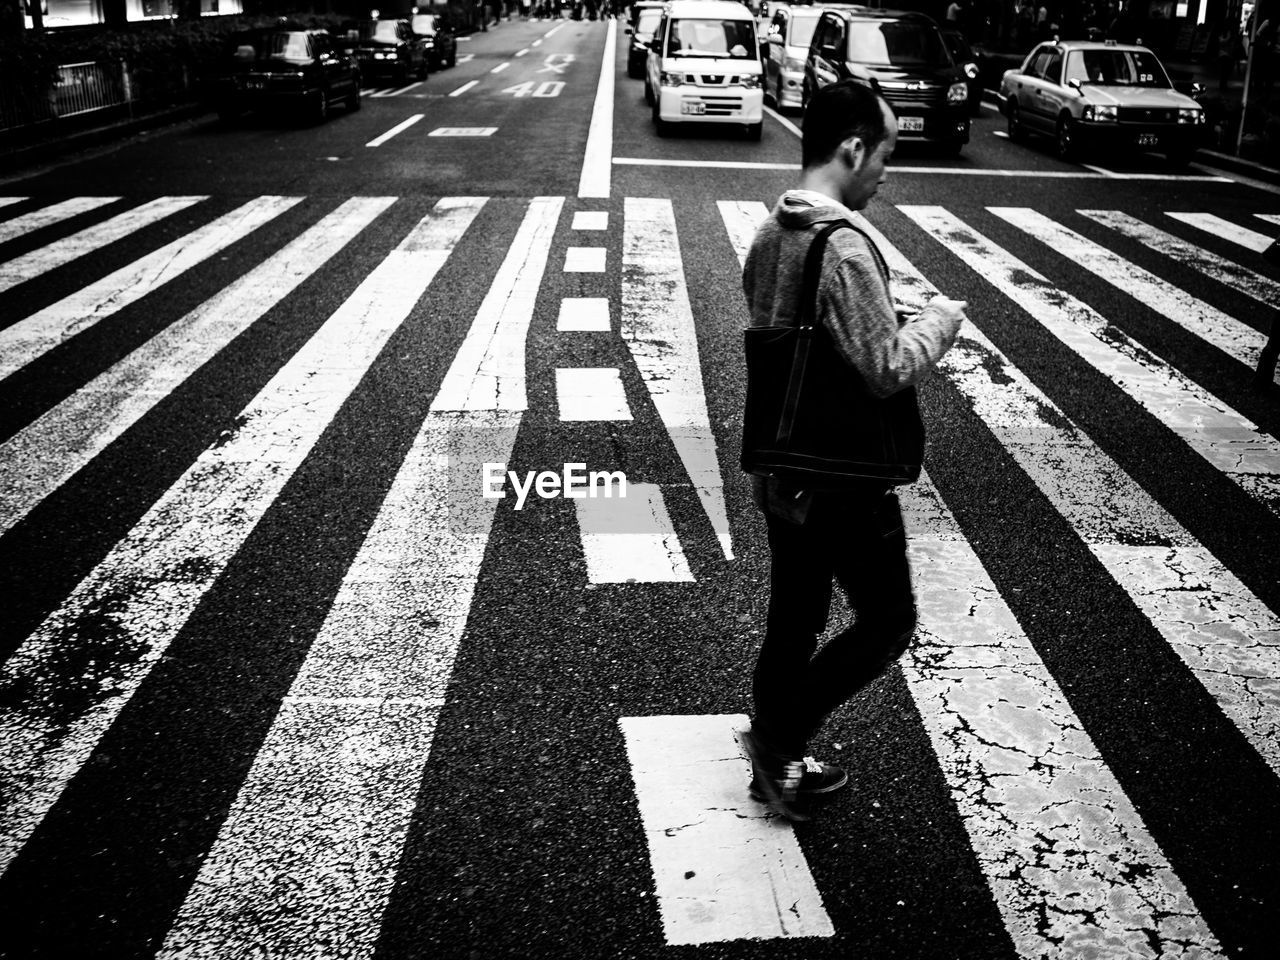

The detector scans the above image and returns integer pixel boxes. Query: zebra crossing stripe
[0,196,303,383]
[0,196,117,246]
[622,197,733,561]
[0,196,475,880]
[564,246,606,271]
[0,196,206,294]
[854,214,1280,778]
[618,714,832,945]
[898,205,1280,519]
[1256,213,1280,228]
[0,197,395,539]
[576,483,693,583]
[1166,212,1273,253]
[556,367,631,420]
[989,207,1272,378]
[1078,209,1280,320]
[556,297,610,331]
[157,202,524,960]
[900,475,1224,960]
[571,211,608,231]
[433,197,563,411]
[0,197,27,213]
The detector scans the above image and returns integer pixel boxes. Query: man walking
[738,80,967,822]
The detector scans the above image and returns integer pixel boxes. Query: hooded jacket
[742,189,963,518]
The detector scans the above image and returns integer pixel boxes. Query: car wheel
[396,64,409,86]
[1166,146,1194,168]
[313,89,330,124]
[745,121,762,141]
[1007,102,1024,141]
[447,49,456,68]
[418,59,429,80]
[939,139,964,158]
[777,77,787,111]
[800,78,810,110]
[652,97,670,137]
[644,78,654,106]
[347,80,361,112]
[1055,115,1078,160]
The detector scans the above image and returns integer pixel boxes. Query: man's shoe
[738,727,811,823]
[749,756,848,803]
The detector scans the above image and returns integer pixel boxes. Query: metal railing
[52,61,129,118]
[1,58,190,134]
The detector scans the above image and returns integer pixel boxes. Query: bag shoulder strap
[800,219,891,330]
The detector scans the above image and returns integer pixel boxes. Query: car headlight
[1178,107,1204,124]
[783,56,806,73]
[964,62,979,79]
[947,81,968,105]
[735,74,761,88]
[375,51,391,59]
[659,71,690,86]
[1082,104,1118,122]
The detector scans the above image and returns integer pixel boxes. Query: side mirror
[1067,77,1081,91]
[625,27,633,34]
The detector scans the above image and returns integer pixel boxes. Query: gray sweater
[742,190,962,517]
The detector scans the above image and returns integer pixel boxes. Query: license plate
[246,79,265,91]
[681,101,706,115]
[899,116,924,132]
[1137,132,1159,147]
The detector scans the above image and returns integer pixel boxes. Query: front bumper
[657,86,764,124]
[1073,120,1201,151]
[357,54,407,78]
[887,102,970,144]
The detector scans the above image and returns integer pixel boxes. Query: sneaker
[749,756,848,803]
[738,727,811,823]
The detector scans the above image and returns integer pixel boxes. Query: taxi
[998,39,1205,165]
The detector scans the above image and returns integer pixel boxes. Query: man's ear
[841,135,866,169]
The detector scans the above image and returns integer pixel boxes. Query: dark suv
[803,9,970,154]
[348,18,428,85]
[212,27,360,123]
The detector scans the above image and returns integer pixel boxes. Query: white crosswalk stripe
[0,193,1277,957]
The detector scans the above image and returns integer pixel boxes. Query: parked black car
[347,18,428,85]
[941,28,984,115]
[803,8,971,154]
[625,5,663,79]
[213,27,360,123]
[410,13,458,70]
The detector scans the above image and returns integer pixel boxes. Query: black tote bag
[741,220,924,489]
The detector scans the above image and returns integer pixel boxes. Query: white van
[644,0,765,139]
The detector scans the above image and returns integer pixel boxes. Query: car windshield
[1072,49,1170,87]
[360,21,400,42]
[410,15,436,34]
[789,15,819,49]
[228,31,311,61]
[943,32,972,61]
[636,10,661,34]
[847,21,950,66]
[666,18,757,58]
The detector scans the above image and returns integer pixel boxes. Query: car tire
[745,121,762,141]
[1007,101,1024,141]
[644,78,654,106]
[313,89,330,124]
[800,78,810,110]
[347,80,361,112]
[652,97,671,137]
[1055,115,1078,161]
[939,139,964,157]
[418,59,429,80]
[1166,146,1195,168]
[447,49,456,68]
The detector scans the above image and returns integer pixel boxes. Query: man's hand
[926,295,968,327]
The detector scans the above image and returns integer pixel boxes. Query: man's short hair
[801,80,890,169]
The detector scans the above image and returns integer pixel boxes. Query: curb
[0,102,210,174]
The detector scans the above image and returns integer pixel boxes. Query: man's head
[800,80,897,211]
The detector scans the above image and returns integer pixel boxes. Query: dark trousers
[752,490,917,757]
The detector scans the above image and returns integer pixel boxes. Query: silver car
[763,5,823,111]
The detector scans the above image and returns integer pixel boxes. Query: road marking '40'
[502,81,565,98]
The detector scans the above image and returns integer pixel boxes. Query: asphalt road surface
[1,16,1279,960]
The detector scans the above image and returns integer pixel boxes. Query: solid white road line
[556,367,631,420]
[623,197,733,561]
[899,205,1280,519]
[619,714,832,945]
[0,196,302,383]
[457,53,475,62]
[564,246,606,271]
[0,196,117,246]
[0,194,450,880]
[858,213,1280,778]
[156,198,493,960]
[0,198,394,539]
[556,297,611,331]
[428,127,498,136]
[1080,208,1280,320]
[449,80,479,97]
[433,197,564,411]
[371,81,423,97]
[572,211,608,230]
[366,114,423,146]
[900,475,1224,960]
[576,483,693,583]
[764,104,802,139]
[0,196,205,294]
[990,206,1274,377]
[1166,211,1273,252]
[490,61,509,73]
[615,157,800,170]
[614,158,1229,178]
[578,17,616,199]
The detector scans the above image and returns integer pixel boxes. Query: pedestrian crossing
[0,192,1277,958]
